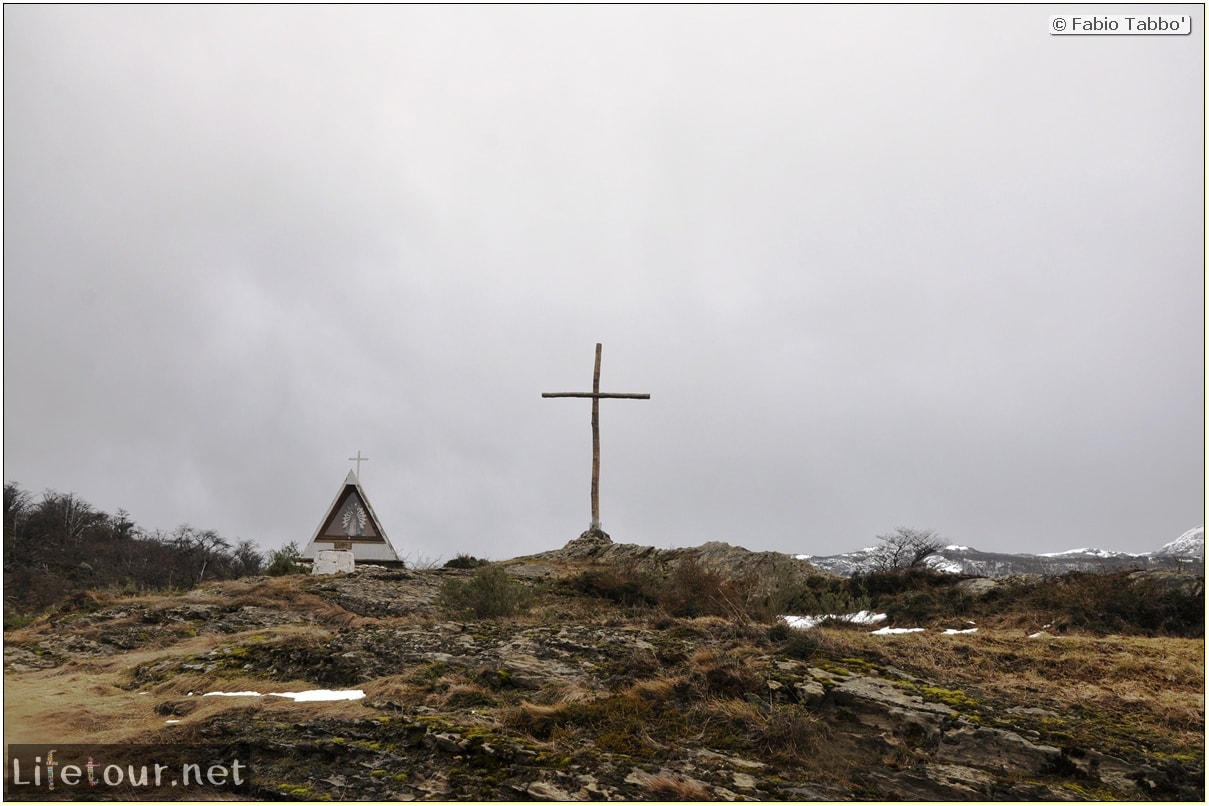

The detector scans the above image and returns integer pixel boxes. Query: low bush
[992,571,1203,637]
[563,566,658,607]
[566,557,765,620]
[758,574,872,622]
[265,542,307,576]
[3,608,37,631]
[438,565,532,619]
[444,554,490,570]
[839,567,1202,637]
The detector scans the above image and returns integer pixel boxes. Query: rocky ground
[3,535,1204,801]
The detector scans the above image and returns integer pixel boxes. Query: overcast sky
[4,5,1203,563]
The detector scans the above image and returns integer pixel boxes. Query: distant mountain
[1154,526,1206,559]
[798,527,1204,578]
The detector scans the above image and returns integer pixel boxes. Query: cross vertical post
[590,343,601,528]
[543,343,650,532]
[348,450,369,482]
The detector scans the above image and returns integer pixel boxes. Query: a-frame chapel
[300,469,402,565]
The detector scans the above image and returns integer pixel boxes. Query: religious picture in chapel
[341,499,367,537]
[320,490,379,540]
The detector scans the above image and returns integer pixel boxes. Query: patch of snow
[779,611,887,631]
[945,545,971,551]
[1038,547,1091,557]
[203,689,365,702]
[870,626,926,635]
[846,610,887,625]
[942,627,978,635]
[272,689,365,702]
[925,556,965,574]
[1038,547,1134,559]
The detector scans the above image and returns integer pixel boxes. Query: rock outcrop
[525,532,820,595]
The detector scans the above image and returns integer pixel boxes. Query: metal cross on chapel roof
[348,450,368,482]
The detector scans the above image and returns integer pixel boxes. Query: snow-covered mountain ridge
[1154,526,1206,558]
[799,527,1204,577]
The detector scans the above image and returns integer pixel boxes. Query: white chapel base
[312,549,356,575]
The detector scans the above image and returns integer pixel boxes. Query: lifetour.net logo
[5,744,252,799]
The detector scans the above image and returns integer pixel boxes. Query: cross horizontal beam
[541,392,651,399]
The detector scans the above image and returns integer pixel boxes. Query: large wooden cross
[543,343,650,531]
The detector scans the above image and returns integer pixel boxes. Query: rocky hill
[3,532,1204,801]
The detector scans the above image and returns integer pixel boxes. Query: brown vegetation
[2,552,1203,801]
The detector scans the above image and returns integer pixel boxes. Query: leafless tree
[872,527,944,572]
[231,538,265,576]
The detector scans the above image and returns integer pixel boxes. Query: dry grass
[644,772,714,800]
[4,607,367,749]
[2,666,336,745]
[435,682,499,709]
[507,700,571,740]
[806,626,1204,760]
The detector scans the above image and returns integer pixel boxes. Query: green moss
[416,714,458,732]
[276,783,329,801]
[839,656,881,673]
[917,684,979,711]
[464,726,505,742]
[1153,750,1202,766]
[533,753,573,767]
[1060,781,1124,800]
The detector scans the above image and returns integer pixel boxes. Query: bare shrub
[563,564,658,607]
[871,526,945,571]
[663,556,748,619]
